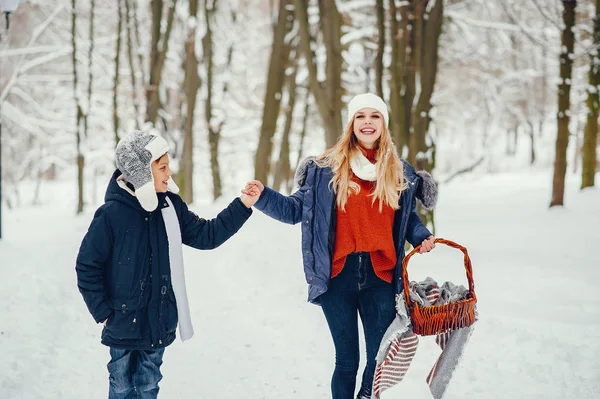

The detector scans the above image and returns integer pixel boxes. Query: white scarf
[350,150,377,181]
[161,197,194,342]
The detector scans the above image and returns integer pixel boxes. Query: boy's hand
[419,235,436,254]
[242,180,264,196]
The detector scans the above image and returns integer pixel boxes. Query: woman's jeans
[320,253,396,399]
[107,347,165,399]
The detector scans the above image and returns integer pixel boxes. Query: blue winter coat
[76,170,252,350]
[255,158,437,304]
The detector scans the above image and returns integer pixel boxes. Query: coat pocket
[105,297,144,340]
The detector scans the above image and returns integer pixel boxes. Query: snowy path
[1,172,599,399]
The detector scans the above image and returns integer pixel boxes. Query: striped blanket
[372,278,474,398]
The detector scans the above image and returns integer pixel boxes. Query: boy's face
[152,153,172,193]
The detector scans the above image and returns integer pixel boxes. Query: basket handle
[402,238,477,308]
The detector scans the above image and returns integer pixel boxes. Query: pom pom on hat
[347,93,389,127]
[115,130,179,211]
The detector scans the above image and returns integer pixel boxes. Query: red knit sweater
[331,148,397,282]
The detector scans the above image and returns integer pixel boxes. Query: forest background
[0,0,597,224]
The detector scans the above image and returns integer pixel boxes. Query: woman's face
[151,153,172,193]
[352,108,384,149]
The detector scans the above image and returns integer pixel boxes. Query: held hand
[240,189,261,208]
[242,180,265,196]
[419,235,436,254]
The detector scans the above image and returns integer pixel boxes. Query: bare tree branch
[531,0,561,30]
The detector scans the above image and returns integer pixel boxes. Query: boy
[76,131,260,398]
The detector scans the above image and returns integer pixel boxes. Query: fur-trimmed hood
[294,156,438,210]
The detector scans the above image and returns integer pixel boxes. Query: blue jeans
[107,347,165,399]
[320,253,396,399]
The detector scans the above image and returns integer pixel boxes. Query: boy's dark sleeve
[179,197,252,250]
[406,196,432,248]
[75,207,113,324]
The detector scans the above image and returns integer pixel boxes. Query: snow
[1,171,599,398]
[187,16,198,30]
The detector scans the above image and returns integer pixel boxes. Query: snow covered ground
[1,170,599,399]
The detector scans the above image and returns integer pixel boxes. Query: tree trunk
[295,0,342,148]
[85,0,95,141]
[582,0,599,189]
[146,0,162,124]
[528,121,536,164]
[551,0,576,207]
[113,0,123,146]
[71,0,85,214]
[203,0,223,200]
[254,0,295,182]
[572,116,581,174]
[403,1,419,164]
[125,0,140,128]
[273,56,299,192]
[145,0,177,125]
[178,0,200,203]
[410,0,443,170]
[375,0,385,99]
[294,93,311,188]
[539,17,549,140]
[390,0,443,230]
[388,0,410,152]
[132,0,146,86]
[318,0,343,146]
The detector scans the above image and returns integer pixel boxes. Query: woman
[244,93,437,399]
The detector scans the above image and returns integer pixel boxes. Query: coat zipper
[309,166,319,274]
[132,279,146,326]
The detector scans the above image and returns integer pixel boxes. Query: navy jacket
[76,170,252,350]
[255,158,435,304]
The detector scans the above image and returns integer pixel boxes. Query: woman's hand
[419,235,436,254]
[242,180,265,196]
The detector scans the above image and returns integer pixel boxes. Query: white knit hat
[346,93,389,127]
[115,131,179,212]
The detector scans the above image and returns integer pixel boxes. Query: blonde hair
[316,119,407,211]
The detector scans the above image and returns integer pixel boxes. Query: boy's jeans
[107,347,165,399]
[320,253,396,399]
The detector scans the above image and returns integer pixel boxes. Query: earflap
[135,180,159,212]
[166,176,180,194]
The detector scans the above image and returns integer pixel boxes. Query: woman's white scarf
[161,197,194,342]
[350,150,377,181]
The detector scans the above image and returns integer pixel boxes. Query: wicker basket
[402,238,477,336]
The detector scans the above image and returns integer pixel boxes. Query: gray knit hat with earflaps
[115,130,179,211]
